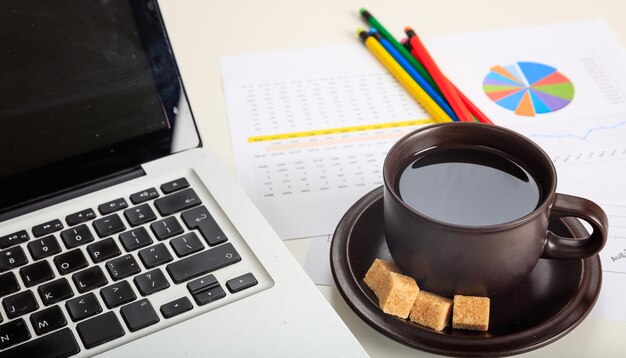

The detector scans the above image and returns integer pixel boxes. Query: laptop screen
[0,0,200,215]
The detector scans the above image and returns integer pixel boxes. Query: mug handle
[541,193,608,259]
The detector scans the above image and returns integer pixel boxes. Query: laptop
[0,1,366,357]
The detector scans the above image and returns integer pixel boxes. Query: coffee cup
[383,122,607,297]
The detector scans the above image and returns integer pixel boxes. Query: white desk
[158,0,626,356]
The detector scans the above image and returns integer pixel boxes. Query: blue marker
[369,29,459,121]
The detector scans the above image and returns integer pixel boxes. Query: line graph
[529,120,626,140]
[515,117,626,167]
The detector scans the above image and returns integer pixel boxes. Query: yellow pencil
[358,28,453,123]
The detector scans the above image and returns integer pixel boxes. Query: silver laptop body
[0,1,365,356]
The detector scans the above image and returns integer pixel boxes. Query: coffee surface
[398,146,541,226]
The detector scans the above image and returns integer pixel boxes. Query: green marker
[359,8,438,91]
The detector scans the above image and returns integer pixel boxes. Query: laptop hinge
[0,167,145,223]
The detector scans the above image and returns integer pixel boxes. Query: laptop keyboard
[0,177,266,357]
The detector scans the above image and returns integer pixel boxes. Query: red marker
[405,27,473,122]
[404,38,493,124]
[455,86,493,124]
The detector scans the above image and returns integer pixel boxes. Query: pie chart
[483,62,574,117]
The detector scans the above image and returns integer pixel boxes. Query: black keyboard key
[38,278,74,306]
[166,243,241,284]
[150,216,184,240]
[3,290,39,319]
[124,204,157,227]
[186,274,224,306]
[0,246,28,272]
[154,188,201,216]
[120,299,159,332]
[106,254,141,280]
[98,198,128,215]
[60,224,94,249]
[100,281,137,309]
[65,208,97,226]
[130,188,160,204]
[28,235,62,260]
[226,273,258,293]
[32,219,64,238]
[93,214,126,238]
[2,328,79,358]
[72,266,108,293]
[54,249,88,275]
[0,272,20,298]
[87,237,121,263]
[138,243,173,268]
[76,312,124,349]
[160,297,193,318]
[30,305,67,335]
[182,206,228,246]
[120,227,153,252]
[193,284,226,306]
[66,293,102,321]
[181,206,214,228]
[0,319,31,349]
[161,178,190,194]
[19,260,55,287]
[134,269,169,296]
[0,230,29,249]
[170,232,204,257]
[186,274,218,294]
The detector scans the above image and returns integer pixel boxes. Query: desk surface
[158,1,626,356]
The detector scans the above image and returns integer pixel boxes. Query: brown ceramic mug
[383,122,608,297]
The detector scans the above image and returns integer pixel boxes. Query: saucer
[330,187,602,357]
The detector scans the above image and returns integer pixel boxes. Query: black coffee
[398,145,541,226]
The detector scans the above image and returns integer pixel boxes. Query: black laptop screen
[0,0,200,214]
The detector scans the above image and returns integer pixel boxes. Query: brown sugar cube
[409,291,453,331]
[452,295,490,331]
[378,272,420,319]
[363,259,399,298]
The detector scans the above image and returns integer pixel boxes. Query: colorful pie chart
[483,62,574,117]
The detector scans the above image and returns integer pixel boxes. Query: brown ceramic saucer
[330,187,602,357]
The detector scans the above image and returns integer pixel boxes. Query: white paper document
[222,20,626,321]
[221,45,435,240]
[303,235,334,287]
